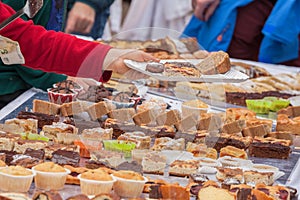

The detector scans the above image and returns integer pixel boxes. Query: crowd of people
[0,0,299,109]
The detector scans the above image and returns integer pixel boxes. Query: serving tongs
[0,0,43,30]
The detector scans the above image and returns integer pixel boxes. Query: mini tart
[81,169,112,181]
[34,162,66,172]
[113,170,144,181]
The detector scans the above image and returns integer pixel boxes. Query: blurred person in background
[183,0,300,67]
[103,0,193,40]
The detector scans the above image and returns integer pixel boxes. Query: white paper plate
[124,59,249,83]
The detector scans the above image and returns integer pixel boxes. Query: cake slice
[255,184,290,200]
[156,109,181,126]
[17,111,59,129]
[249,136,291,159]
[219,145,248,159]
[222,119,246,134]
[174,114,197,132]
[4,118,38,134]
[244,170,274,186]
[198,185,235,200]
[90,150,125,168]
[117,131,151,149]
[60,101,87,116]
[216,167,243,182]
[225,108,256,123]
[169,159,199,177]
[195,51,231,75]
[13,140,48,154]
[197,113,224,132]
[41,122,78,140]
[108,108,136,122]
[33,99,61,115]
[86,101,110,121]
[151,137,185,151]
[242,124,270,138]
[133,109,157,126]
[142,151,166,175]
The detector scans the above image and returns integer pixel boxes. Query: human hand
[67,76,98,92]
[192,0,220,21]
[64,2,96,34]
[103,49,159,80]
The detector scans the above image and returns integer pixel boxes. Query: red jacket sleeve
[0,2,112,82]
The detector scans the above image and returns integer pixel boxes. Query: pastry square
[13,140,48,154]
[142,151,166,175]
[5,118,38,134]
[219,145,248,159]
[244,170,274,186]
[33,99,61,115]
[60,101,87,116]
[41,122,78,140]
[151,137,185,151]
[108,108,136,122]
[117,131,151,149]
[169,159,199,177]
[87,101,110,121]
[156,109,181,126]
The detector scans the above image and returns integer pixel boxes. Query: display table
[0,59,300,199]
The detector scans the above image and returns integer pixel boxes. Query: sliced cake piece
[249,136,291,159]
[60,101,87,116]
[169,159,199,177]
[142,151,166,175]
[108,108,136,122]
[219,145,248,159]
[156,109,181,126]
[117,131,151,149]
[195,51,231,75]
[87,101,110,121]
[33,99,61,115]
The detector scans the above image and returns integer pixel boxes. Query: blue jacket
[183,0,300,64]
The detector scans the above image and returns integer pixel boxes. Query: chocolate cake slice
[17,111,59,129]
[51,149,80,167]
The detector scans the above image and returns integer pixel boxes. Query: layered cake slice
[117,131,151,149]
[169,159,199,177]
[41,122,78,140]
[151,137,185,151]
[244,170,274,186]
[5,118,38,134]
[219,145,248,159]
[13,140,48,154]
[17,111,60,129]
[249,136,291,159]
[216,167,243,182]
[142,151,166,175]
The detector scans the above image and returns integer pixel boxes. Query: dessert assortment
[0,88,299,199]
[1,37,300,199]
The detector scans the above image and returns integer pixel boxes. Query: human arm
[0,3,156,81]
[192,0,220,21]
